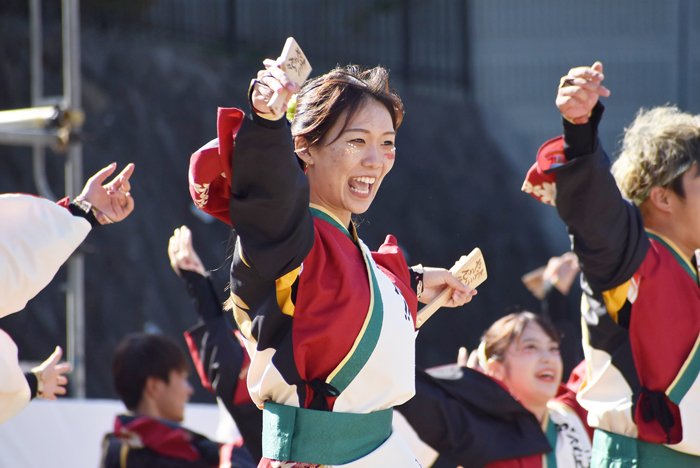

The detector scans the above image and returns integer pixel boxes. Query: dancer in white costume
[0,162,134,424]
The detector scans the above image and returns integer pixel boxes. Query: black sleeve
[409,266,424,298]
[395,368,551,468]
[540,284,584,380]
[228,115,315,280]
[180,270,222,321]
[551,104,649,293]
[180,269,243,406]
[561,102,604,160]
[67,200,101,228]
[180,269,264,461]
[24,372,38,400]
[185,318,263,461]
[540,281,569,323]
[185,316,243,407]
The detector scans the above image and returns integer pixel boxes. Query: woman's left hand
[420,267,477,306]
[32,346,71,401]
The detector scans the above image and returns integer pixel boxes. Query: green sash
[262,402,392,465]
[592,429,700,468]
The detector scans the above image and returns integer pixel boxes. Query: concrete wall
[470,0,700,175]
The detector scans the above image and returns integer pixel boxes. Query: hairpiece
[633,157,696,205]
[286,94,299,123]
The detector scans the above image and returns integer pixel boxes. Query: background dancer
[101,333,255,468]
[397,312,591,468]
[169,225,263,462]
[0,162,134,425]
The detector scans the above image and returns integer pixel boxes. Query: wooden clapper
[415,248,488,328]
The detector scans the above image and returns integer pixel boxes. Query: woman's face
[300,98,396,227]
[487,322,563,412]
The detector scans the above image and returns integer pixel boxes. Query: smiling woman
[290,67,401,227]
[479,312,593,468]
[392,312,593,468]
[188,62,477,468]
[295,98,396,224]
[481,313,564,422]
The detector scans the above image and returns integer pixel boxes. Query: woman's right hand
[556,61,610,124]
[250,59,300,121]
[419,267,476,307]
[457,346,482,371]
[79,162,135,223]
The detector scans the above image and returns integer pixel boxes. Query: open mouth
[349,176,376,196]
[536,370,556,382]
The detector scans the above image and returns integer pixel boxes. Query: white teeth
[352,176,376,184]
[350,186,369,194]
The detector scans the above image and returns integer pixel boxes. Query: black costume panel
[180,270,263,462]
[396,366,551,468]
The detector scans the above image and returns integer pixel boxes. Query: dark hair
[482,312,560,363]
[112,333,189,410]
[291,65,404,147]
[667,171,686,199]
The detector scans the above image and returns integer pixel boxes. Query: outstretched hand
[543,251,580,296]
[79,163,135,223]
[419,267,477,307]
[456,346,482,371]
[168,225,206,276]
[32,346,70,401]
[556,61,610,124]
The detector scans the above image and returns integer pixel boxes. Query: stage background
[1,0,697,411]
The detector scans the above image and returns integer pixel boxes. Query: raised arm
[168,226,263,461]
[0,163,134,317]
[524,63,648,293]
[227,65,314,281]
[0,195,90,316]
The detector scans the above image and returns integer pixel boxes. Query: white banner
[0,398,221,468]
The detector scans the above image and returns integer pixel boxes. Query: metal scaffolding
[0,0,86,398]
